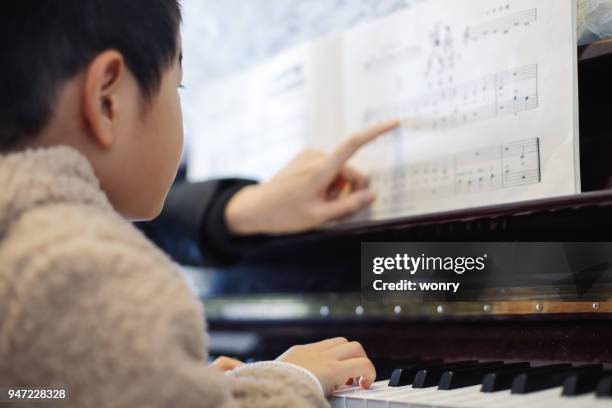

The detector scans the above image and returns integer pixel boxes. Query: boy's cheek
[147,89,184,212]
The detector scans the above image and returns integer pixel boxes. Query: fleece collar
[0,146,112,236]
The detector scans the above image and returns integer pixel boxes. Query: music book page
[187,0,579,223]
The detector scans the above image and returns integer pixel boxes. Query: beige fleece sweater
[0,146,329,408]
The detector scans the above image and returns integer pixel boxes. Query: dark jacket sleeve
[138,179,270,266]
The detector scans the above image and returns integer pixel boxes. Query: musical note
[502,138,541,187]
[363,64,539,130]
[425,24,457,76]
[464,8,537,44]
[362,138,541,218]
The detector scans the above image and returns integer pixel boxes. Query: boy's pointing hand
[225,120,400,235]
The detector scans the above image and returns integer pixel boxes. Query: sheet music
[187,45,313,180]
[343,0,578,220]
[356,138,541,219]
[187,0,579,223]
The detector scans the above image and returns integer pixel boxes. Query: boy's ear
[82,50,125,149]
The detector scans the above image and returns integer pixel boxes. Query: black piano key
[596,376,612,398]
[512,364,603,394]
[482,363,571,393]
[388,359,444,387]
[412,360,480,388]
[563,369,612,396]
[439,362,529,390]
[374,357,421,381]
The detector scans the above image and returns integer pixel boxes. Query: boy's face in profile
[32,38,185,221]
[105,42,185,220]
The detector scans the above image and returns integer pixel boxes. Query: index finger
[329,119,400,172]
[337,358,376,389]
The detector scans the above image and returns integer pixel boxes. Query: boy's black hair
[0,0,182,151]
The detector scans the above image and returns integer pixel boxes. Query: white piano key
[330,381,612,408]
[380,385,446,407]
[346,385,414,408]
[451,387,568,408]
[447,389,515,407]
[474,388,610,408]
[365,386,443,408]
[386,385,482,406]
[329,396,345,408]
[330,384,368,408]
[331,381,395,408]
[536,393,612,408]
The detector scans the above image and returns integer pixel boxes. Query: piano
[330,361,612,407]
[200,40,612,407]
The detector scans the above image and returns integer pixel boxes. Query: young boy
[0,1,398,406]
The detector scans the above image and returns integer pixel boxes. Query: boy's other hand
[210,356,244,372]
[225,120,400,235]
[276,337,376,395]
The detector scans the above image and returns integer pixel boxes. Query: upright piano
[201,40,612,407]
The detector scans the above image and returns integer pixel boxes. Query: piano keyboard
[329,360,612,407]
